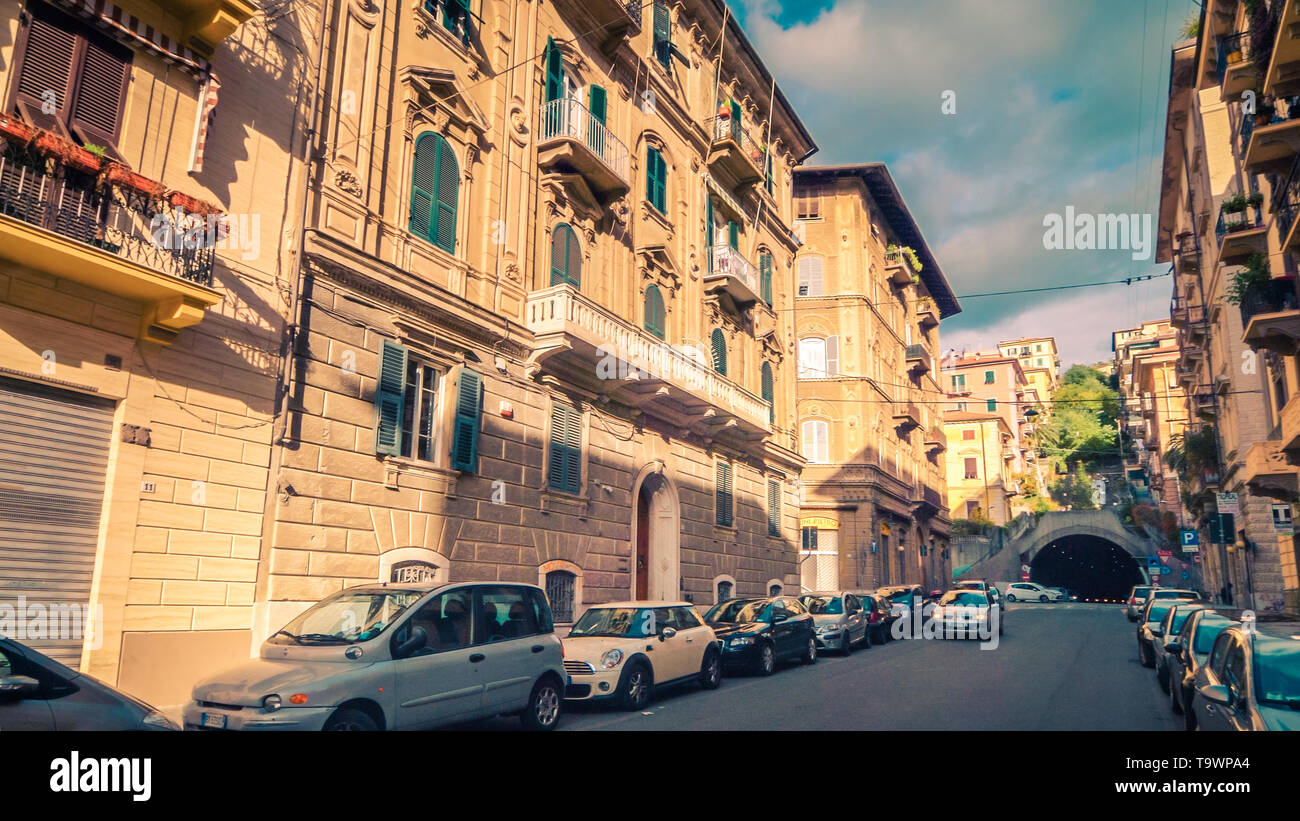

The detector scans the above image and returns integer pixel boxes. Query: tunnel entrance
[1027,535,1144,602]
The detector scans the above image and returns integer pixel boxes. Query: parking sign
[1180,529,1199,552]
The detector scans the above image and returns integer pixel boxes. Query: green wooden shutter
[544,37,564,103]
[767,479,780,536]
[760,252,773,305]
[728,220,739,250]
[711,328,727,375]
[761,362,774,423]
[434,137,459,253]
[375,340,409,456]
[550,224,580,287]
[587,84,608,159]
[653,3,671,68]
[765,151,774,194]
[729,99,742,141]
[716,462,733,527]
[645,285,665,339]
[548,404,582,494]
[646,147,666,212]
[410,135,437,240]
[450,368,482,472]
[588,84,607,124]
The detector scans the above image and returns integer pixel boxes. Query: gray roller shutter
[0,377,114,665]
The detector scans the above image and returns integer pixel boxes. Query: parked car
[930,589,1002,639]
[1004,582,1063,603]
[1190,620,1300,731]
[847,590,898,643]
[1137,598,1180,668]
[561,602,720,710]
[954,580,1001,605]
[0,637,178,730]
[184,581,566,731]
[877,584,926,623]
[704,595,817,675]
[800,592,871,654]
[1166,607,1242,730]
[1148,588,1200,603]
[1046,587,1070,601]
[1152,601,1211,693]
[1125,583,1153,616]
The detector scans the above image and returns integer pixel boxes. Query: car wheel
[802,635,818,665]
[1183,694,1197,731]
[1138,641,1153,668]
[699,648,722,690]
[1039,595,1049,603]
[756,642,776,676]
[862,626,873,649]
[620,662,653,711]
[1006,594,1017,602]
[840,631,854,656]
[1170,677,1183,715]
[520,677,563,731]
[322,707,377,731]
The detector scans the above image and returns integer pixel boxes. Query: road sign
[1157,549,1172,560]
[1161,564,1171,575]
[1021,564,1030,573]
[1146,556,1161,570]
[1216,492,1240,515]
[1181,571,1190,580]
[1180,528,1200,552]
[1021,572,1030,581]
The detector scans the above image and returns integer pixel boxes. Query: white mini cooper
[561,601,721,710]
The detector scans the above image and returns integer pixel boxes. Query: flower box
[0,116,35,145]
[105,163,165,197]
[32,131,101,174]
[166,189,222,216]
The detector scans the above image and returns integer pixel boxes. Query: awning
[703,173,747,221]
[50,0,213,78]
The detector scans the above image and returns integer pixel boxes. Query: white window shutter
[826,336,840,377]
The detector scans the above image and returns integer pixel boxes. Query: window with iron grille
[716,579,733,603]
[545,570,575,623]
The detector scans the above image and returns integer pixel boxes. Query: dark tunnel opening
[1027,535,1144,601]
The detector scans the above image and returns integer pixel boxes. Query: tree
[1036,365,1120,472]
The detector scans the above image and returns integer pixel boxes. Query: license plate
[200,712,227,729]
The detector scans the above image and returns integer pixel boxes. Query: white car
[1004,582,1064,603]
[561,601,721,710]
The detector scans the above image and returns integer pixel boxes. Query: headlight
[142,711,179,731]
[600,649,624,669]
[729,636,754,647]
[263,695,282,712]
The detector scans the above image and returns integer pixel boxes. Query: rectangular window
[767,479,781,536]
[951,374,966,390]
[646,147,667,213]
[796,191,821,220]
[1036,344,1043,352]
[716,461,734,527]
[548,403,583,494]
[956,401,968,411]
[962,429,975,441]
[797,256,824,296]
[964,458,979,480]
[652,2,672,69]
[984,370,995,384]
[966,501,979,517]
[986,399,997,412]
[401,362,442,462]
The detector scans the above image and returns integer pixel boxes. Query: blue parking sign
[1180,529,1199,549]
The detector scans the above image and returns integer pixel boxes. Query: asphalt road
[460,602,1185,731]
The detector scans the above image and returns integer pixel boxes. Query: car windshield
[1152,590,1194,599]
[568,607,650,637]
[938,591,986,607]
[269,590,424,645]
[1254,643,1300,705]
[801,596,842,614]
[884,589,919,602]
[705,598,770,624]
[1194,617,1234,655]
[1169,607,1203,634]
[1145,603,1174,626]
[1133,587,1151,599]
[956,582,983,589]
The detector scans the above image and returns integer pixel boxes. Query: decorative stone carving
[334,168,364,198]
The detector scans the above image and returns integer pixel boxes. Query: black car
[703,595,817,676]
[1,637,178,730]
[861,593,897,644]
[1137,598,1180,668]
[1165,607,1241,730]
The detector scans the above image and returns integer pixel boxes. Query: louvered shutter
[653,3,671,68]
[544,37,564,103]
[761,362,774,423]
[69,39,128,149]
[410,135,437,240]
[644,286,665,339]
[375,340,408,456]
[715,462,733,527]
[798,256,823,296]
[13,16,76,134]
[727,220,739,250]
[550,224,573,286]
[587,84,607,158]
[826,336,840,377]
[588,84,606,124]
[767,479,780,536]
[450,368,482,472]
[434,137,459,253]
[548,404,582,494]
[711,329,727,375]
[760,252,773,305]
[728,99,742,142]
[705,197,715,271]
[646,148,665,212]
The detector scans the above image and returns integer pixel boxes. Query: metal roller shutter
[0,377,114,665]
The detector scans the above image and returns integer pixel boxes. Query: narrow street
[458,603,1182,732]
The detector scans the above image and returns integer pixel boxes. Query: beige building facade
[791,164,959,593]
[942,411,1014,526]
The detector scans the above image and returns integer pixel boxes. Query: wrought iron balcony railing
[708,244,760,294]
[1216,30,1254,84]
[0,143,216,287]
[539,98,630,183]
[1215,200,1263,247]
[1239,276,1300,327]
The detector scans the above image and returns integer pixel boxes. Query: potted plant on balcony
[1247,190,1265,210]
[1224,252,1270,305]
[1256,99,1276,127]
[32,130,101,174]
[165,189,221,216]
[1222,192,1249,214]
[103,161,166,198]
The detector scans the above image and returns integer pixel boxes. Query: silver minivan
[183,582,565,731]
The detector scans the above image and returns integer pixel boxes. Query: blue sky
[733,0,1196,367]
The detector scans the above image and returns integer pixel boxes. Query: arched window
[544,570,576,623]
[710,328,727,375]
[717,579,733,603]
[768,581,783,596]
[550,223,581,287]
[801,419,829,464]
[759,250,773,306]
[644,285,666,339]
[409,132,459,253]
[761,362,774,423]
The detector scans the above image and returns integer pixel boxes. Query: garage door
[0,377,115,665]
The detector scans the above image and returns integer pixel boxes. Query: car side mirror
[1198,683,1230,706]
[393,625,428,659]
[1164,641,1182,656]
[0,675,40,701]
[1151,627,1164,637]
[773,612,788,623]
[658,626,677,642]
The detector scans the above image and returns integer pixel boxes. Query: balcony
[1242,97,1300,172]
[910,485,945,517]
[525,285,771,438]
[1264,0,1300,95]
[891,401,921,431]
[917,298,939,328]
[547,0,642,46]
[924,428,946,455]
[1280,394,1300,462]
[705,245,762,304]
[0,131,222,344]
[1242,439,1299,501]
[1193,392,1218,420]
[538,99,631,202]
[1175,243,1200,275]
[905,344,931,376]
[1217,30,1260,98]
[158,0,257,50]
[1239,276,1300,353]
[885,248,914,286]
[705,115,764,188]
[1215,201,1267,264]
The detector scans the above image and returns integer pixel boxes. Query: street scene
[1,0,1299,766]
